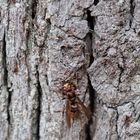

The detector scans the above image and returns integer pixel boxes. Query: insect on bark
[63,82,92,128]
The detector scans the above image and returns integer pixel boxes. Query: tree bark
[0,0,140,140]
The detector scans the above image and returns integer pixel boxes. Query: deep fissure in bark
[87,10,94,33]
[88,76,96,113]
[118,63,124,89]
[85,122,91,140]
[85,10,96,140]
[31,0,38,19]
[36,67,42,140]
[115,109,120,140]
[2,30,12,138]
[7,88,12,126]
[2,31,8,86]
[2,31,11,123]
[85,76,96,140]
[86,10,94,65]
[94,0,99,6]
[129,0,135,28]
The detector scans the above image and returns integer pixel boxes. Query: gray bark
[0,0,140,140]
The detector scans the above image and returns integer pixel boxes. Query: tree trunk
[0,0,140,140]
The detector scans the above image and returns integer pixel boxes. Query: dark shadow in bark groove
[129,0,135,28]
[36,67,42,140]
[2,31,11,124]
[117,63,124,89]
[31,0,38,19]
[2,30,12,139]
[116,109,120,140]
[94,0,99,6]
[85,76,96,140]
[87,10,94,33]
[2,31,8,86]
[7,88,12,125]
[88,77,96,114]
[84,10,97,140]
[85,9,95,66]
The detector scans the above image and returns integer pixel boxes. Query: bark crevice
[86,8,95,111]
[31,0,38,20]
[115,108,120,140]
[94,0,99,6]
[86,9,94,66]
[36,67,42,140]
[7,88,12,126]
[85,76,96,140]
[2,31,11,124]
[2,31,8,86]
[84,9,96,140]
[117,63,124,90]
[2,30,12,139]
[129,0,135,28]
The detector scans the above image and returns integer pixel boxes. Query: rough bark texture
[0,0,140,140]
